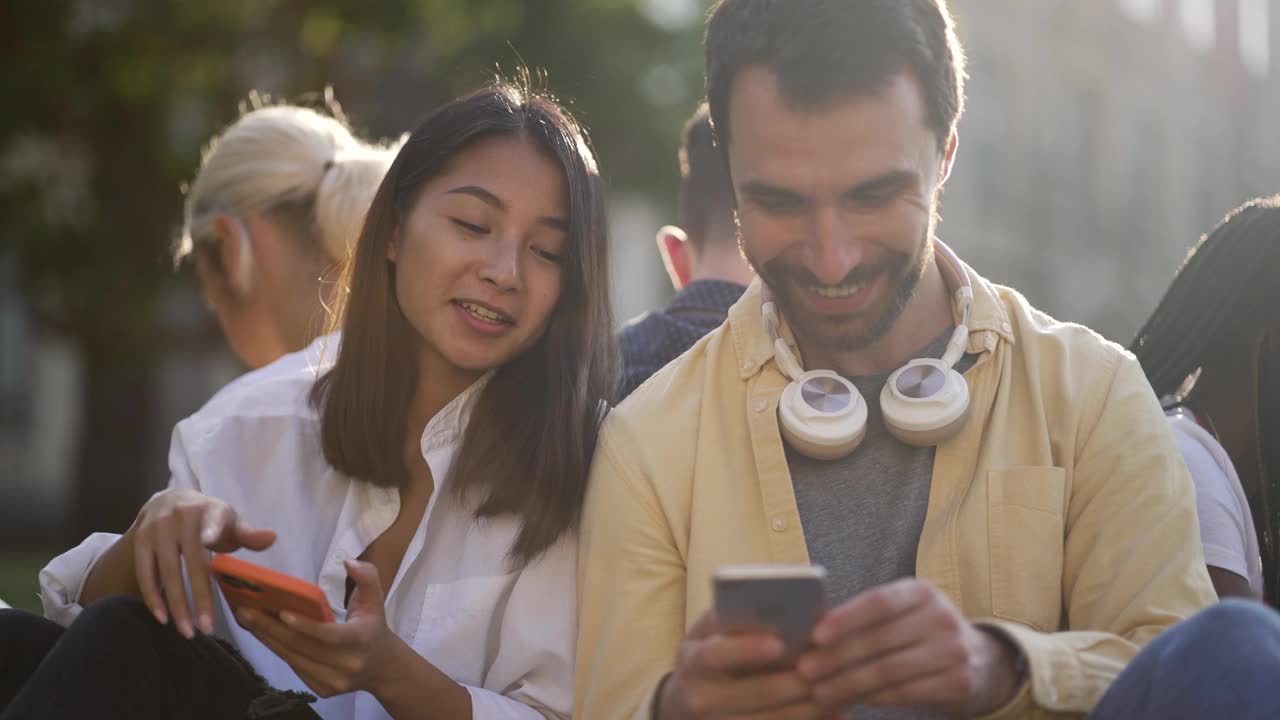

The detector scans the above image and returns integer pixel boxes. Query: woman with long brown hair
[3,79,616,720]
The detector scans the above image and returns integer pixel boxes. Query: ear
[656,225,693,291]
[212,215,254,296]
[938,131,959,186]
[387,225,401,263]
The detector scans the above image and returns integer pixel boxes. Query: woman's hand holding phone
[238,559,402,700]
[126,488,277,639]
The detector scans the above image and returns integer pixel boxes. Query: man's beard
[750,231,934,355]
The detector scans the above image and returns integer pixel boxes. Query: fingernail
[199,613,214,634]
[280,611,296,625]
[238,610,253,627]
[154,608,168,625]
[179,619,194,639]
[201,527,217,544]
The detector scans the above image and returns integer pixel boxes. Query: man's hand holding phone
[657,610,827,720]
[796,578,1024,717]
[127,488,277,638]
[657,565,831,720]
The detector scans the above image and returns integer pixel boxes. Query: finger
[799,602,948,681]
[279,610,348,646]
[732,701,831,720]
[344,560,385,615]
[859,664,971,709]
[811,640,963,710]
[242,609,334,660]
[179,517,216,635]
[686,609,721,640]
[691,669,814,714]
[131,531,168,625]
[813,579,932,646]
[245,614,346,698]
[200,504,239,550]
[232,520,277,551]
[152,523,195,639]
[695,632,784,674]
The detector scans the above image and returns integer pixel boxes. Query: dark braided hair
[1131,195,1280,402]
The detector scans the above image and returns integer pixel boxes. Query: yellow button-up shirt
[576,267,1216,719]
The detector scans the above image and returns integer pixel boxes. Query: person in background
[177,99,400,370]
[0,80,616,720]
[1132,195,1280,602]
[617,104,754,399]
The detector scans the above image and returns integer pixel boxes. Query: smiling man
[575,1,1217,719]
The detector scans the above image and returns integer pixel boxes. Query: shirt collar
[727,246,1015,381]
[420,371,494,458]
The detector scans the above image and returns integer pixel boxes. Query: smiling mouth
[808,280,867,298]
[456,300,514,325]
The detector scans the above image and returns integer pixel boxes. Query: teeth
[811,283,865,298]
[461,302,507,323]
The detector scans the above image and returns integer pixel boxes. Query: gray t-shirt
[787,329,975,720]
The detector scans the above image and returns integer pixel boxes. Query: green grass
[0,549,58,613]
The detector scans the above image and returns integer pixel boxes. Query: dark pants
[1090,599,1280,719]
[0,597,320,720]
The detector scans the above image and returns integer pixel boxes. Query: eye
[532,246,563,264]
[450,218,490,235]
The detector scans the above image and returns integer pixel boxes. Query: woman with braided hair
[1132,195,1280,602]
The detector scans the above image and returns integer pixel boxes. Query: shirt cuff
[38,532,122,626]
[464,684,562,719]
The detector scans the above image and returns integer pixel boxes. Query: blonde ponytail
[178,101,400,267]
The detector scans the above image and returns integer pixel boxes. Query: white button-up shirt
[39,335,576,719]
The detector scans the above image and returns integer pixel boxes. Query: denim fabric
[0,597,319,720]
[1091,599,1280,720]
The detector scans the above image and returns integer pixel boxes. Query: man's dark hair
[677,104,734,253]
[705,0,967,153]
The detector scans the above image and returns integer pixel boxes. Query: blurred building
[947,0,1280,341]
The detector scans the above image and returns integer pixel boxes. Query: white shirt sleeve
[1168,415,1253,581]
[460,534,577,720]
[38,419,205,627]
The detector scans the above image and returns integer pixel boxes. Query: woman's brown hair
[311,79,617,565]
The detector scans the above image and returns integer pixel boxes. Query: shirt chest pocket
[413,573,518,686]
[987,466,1066,632]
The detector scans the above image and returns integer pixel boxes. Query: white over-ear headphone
[762,240,974,460]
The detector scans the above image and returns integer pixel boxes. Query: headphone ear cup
[880,360,970,447]
[777,370,868,460]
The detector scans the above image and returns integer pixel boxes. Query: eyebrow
[739,169,922,207]
[446,185,569,231]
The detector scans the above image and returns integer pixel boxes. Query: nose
[804,204,864,285]
[478,234,521,292]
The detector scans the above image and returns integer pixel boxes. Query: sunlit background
[2,0,1278,609]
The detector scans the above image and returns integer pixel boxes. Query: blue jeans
[1090,599,1280,719]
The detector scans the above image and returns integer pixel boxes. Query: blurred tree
[0,0,706,542]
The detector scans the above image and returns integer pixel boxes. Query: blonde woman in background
[177,99,400,369]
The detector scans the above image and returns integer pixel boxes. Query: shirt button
[771,516,788,532]
[754,399,768,413]
[1002,321,1012,333]
[742,360,756,372]
[334,550,347,562]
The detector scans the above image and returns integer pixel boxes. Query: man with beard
[576,1,1220,719]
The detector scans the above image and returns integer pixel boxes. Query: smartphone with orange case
[211,554,334,624]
